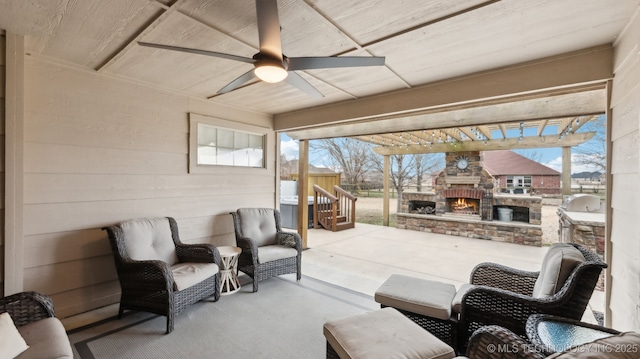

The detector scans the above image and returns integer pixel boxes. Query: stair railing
[313,185,357,231]
[333,185,357,229]
[313,185,339,231]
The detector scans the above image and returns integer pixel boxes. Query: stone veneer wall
[558,210,605,290]
[399,191,543,246]
[493,195,542,225]
[434,151,492,215]
[397,214,543,246]
[573,223,605,290]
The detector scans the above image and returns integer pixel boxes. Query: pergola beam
[373,132,595,155]
[276,46,612,133]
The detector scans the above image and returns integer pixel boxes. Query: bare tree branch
[310,138,375,191]
[574,116,606,173]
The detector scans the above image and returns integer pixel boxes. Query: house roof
[482,150,560,176]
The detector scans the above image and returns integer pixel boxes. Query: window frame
[506,175,532,188]
[189,113,269,173]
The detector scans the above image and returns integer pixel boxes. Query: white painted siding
[610,6,640,330]
[22,56,274,317]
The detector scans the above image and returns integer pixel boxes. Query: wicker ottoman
[323,307,455,359]
[374,274,458,347]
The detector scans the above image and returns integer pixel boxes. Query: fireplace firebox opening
[446,197,480,215]
[409,200,436,215]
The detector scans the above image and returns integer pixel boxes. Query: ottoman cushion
[375,274,457,320]
[323,308,455,359]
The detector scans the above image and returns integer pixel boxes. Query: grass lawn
[355,209,397,227]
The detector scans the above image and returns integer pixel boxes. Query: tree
[371,152,444,212]
[280,153,293,180]
[574,115,606,172]
[309,138,375,191]
[414,153,445,191]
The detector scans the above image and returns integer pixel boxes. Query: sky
[280,117,605,174]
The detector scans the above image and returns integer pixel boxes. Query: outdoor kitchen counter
[558,211,604,226]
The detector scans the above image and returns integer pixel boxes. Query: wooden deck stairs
[313,185,357,232]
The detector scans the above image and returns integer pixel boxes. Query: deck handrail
[313,184,357,232]
[333,185,357,227]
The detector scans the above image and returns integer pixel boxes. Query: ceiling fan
[138,0,385,98]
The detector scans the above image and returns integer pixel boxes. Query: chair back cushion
[237,208,278,247]
[532,244,585,298]
[120,217,178,265]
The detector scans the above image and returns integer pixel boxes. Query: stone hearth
[397,151,543,246]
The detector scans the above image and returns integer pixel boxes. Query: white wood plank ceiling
[1,0,637,126]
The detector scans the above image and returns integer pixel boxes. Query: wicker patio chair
[0,291,73,358]
[230,208,302,292]
[465,323,639,359]
[457,243,607,352]
[103,217,221,333]
[0,291,55,327]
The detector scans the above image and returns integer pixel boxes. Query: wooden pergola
[350,115,600,225]
[354,116,598,155]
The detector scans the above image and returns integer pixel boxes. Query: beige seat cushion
[451,283,477,314]
[547,331,640,358]
[323,307,455,359]
[237,208,278,247]
[1,312,29,358]
[17,318,73,359]
[532,244,585,298]
[120,217,178,265]
[257,245,298,263]
[171,263,219,291]
[374,274,457,320]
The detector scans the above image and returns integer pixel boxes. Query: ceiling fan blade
[286,56,386,71]
[285,72,324,99]
[255,0,283,59]
[138,42,255,64]
[217,69,258,94]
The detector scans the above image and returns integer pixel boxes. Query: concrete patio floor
[63,222,605,330]
[301,223,605,324]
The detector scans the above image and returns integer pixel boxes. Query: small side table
[218,246,242,295]
[526,314,620,354]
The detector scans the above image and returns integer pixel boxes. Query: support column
[562,146,572,197]
[4,32,25,294]
[297,140,309,249]
[383,156,390,226]
[604,79,613,327]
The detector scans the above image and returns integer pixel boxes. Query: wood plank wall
[20,56,274,318]
[610,8,640,330]
[1,31,5,297]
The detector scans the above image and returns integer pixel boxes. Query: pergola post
[383,155,390,226]
[562,146,572,197]
[297,139,309,249]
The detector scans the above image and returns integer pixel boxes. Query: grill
[559,194,603,213]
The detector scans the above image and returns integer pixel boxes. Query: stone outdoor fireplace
[398,151,543,246]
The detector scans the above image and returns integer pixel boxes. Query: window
[189,113,268,173]
[195,123,264,167]
[506,175,532,188]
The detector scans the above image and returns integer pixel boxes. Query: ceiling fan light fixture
[254,63,288,83]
